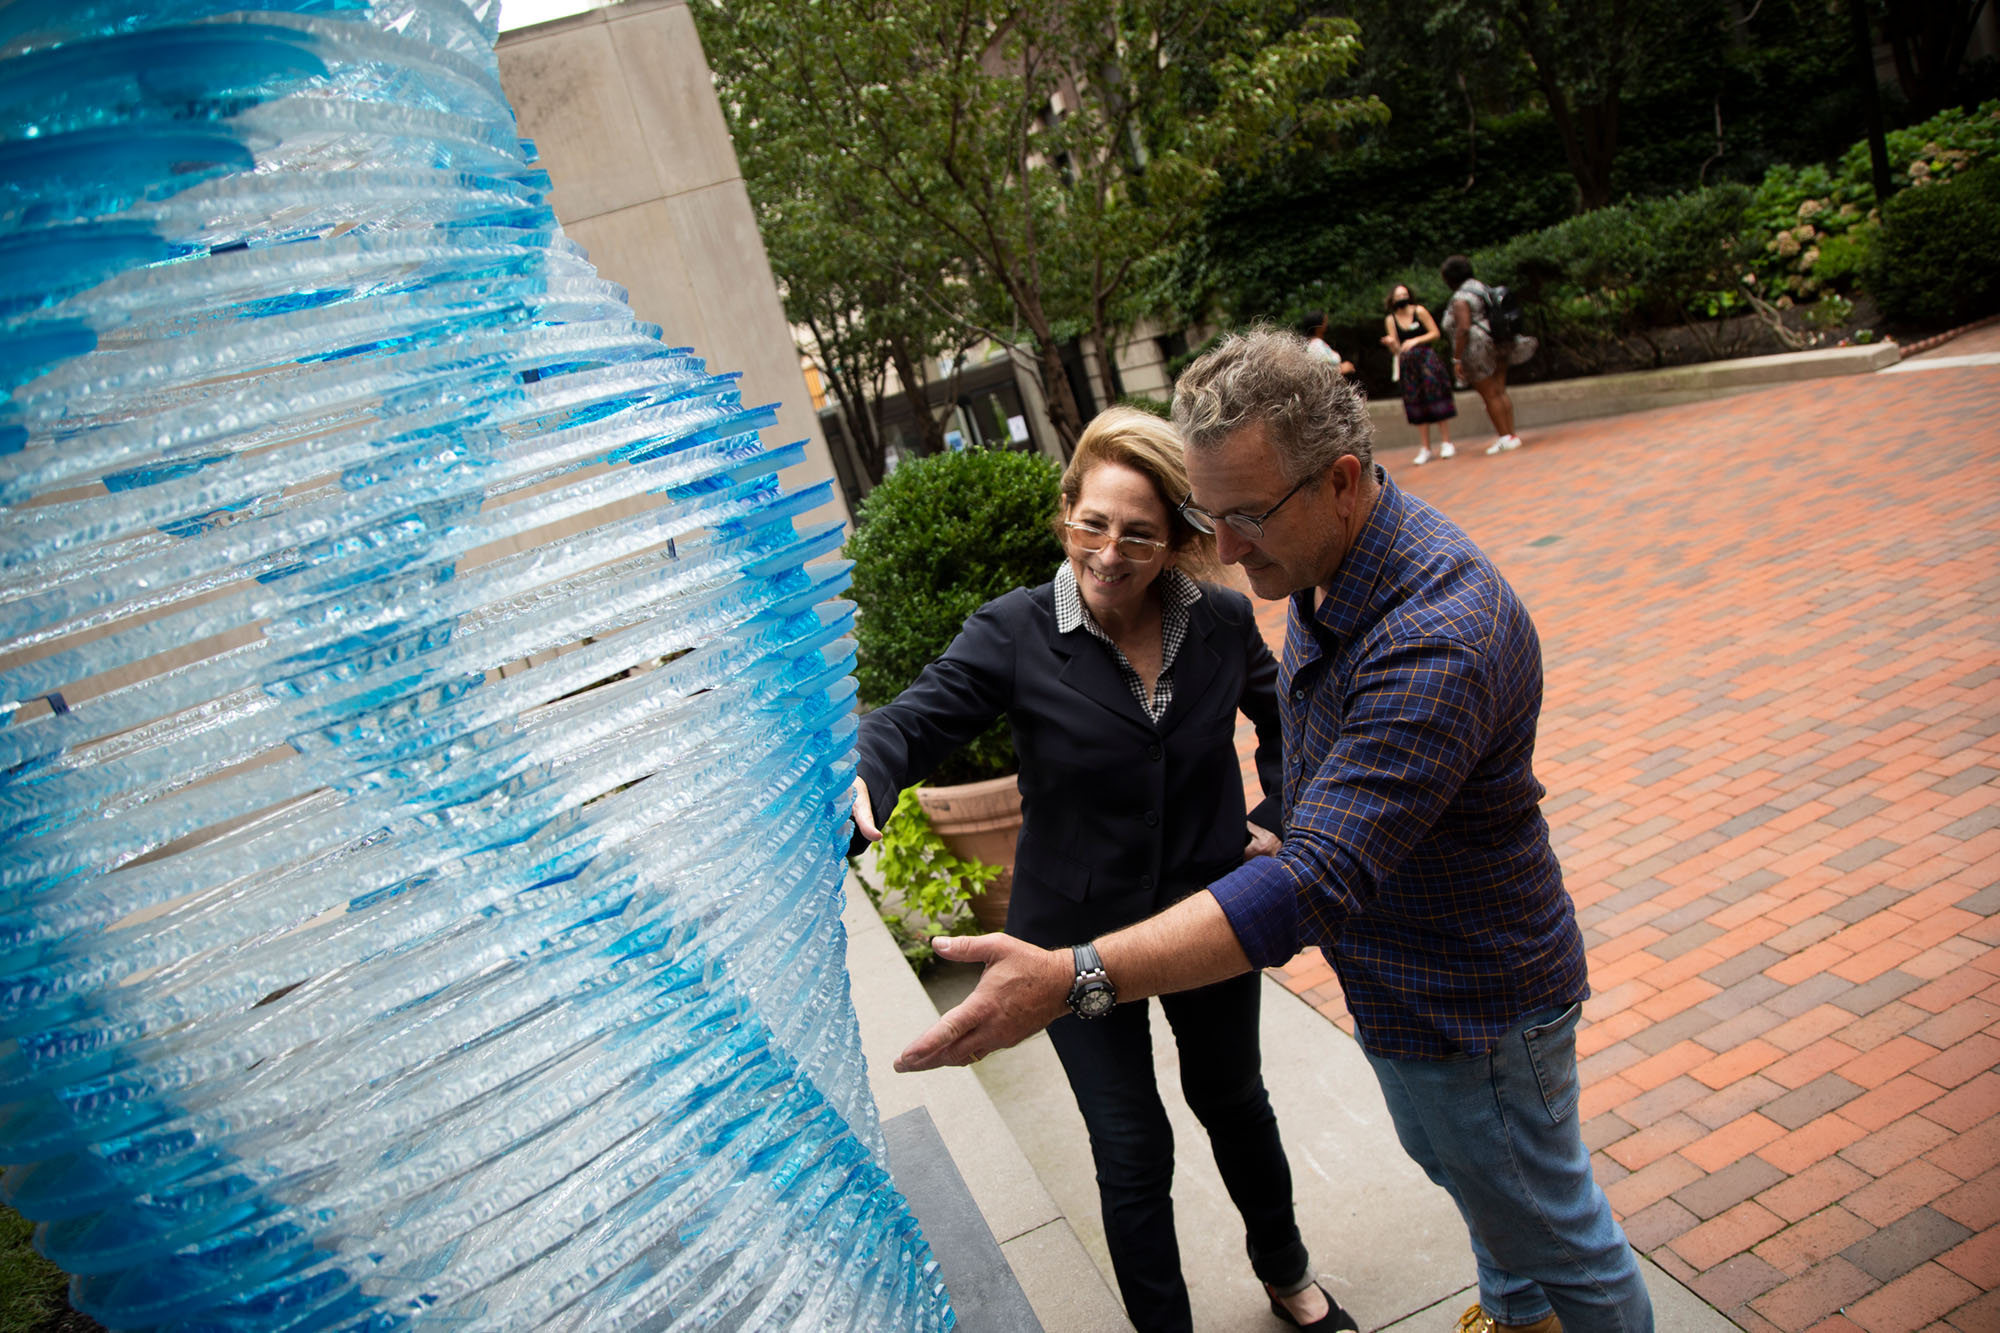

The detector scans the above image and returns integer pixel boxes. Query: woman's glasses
[1063,521,1170,563]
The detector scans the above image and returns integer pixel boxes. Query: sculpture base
[884,1106,1045,1332]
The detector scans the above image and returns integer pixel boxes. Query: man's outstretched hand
[893,932,1073,1071]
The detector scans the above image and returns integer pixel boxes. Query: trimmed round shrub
[845,447,1064,784]
[1866,161,2000,324]
[1472,184,1756,363]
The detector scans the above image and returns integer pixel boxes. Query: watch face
[1075,984,1116,1019]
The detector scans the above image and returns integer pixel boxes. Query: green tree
[1882,0,1997,120]
[707,44,975,487]
[695,0,1384,454]
[1445,0,1733,211]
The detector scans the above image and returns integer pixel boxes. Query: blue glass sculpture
[0,0,953,1327]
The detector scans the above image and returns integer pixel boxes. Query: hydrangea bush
[1745,102,2000,314]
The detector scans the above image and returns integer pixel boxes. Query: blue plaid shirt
[1208,471,1587,1060]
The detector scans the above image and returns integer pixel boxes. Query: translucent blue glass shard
[0,0,953,1327]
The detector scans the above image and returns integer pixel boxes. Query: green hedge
[845,447,1064,785]
[1474,184,1756,367]
[1866,161,2000,323]
[1299,102,2000,382]
[1742,102,2000,311]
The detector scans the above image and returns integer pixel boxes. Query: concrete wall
[1364,341,1902,452]
[497,0,849,526]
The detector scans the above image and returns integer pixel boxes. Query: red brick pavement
[1243,357,2000,1332]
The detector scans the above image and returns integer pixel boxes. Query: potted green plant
[845,445,1065,937]
[859,786,995,969]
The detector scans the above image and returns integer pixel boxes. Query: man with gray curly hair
[1174,326,1373,471]
[900,327,1653,1333]
[1169,328,1374,603]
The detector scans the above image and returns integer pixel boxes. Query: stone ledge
[840,871,1130,1331]
[884,1106,1043,1331]
[1368,341,1900,442]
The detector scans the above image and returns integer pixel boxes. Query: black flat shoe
[1268,1281,1359,1331]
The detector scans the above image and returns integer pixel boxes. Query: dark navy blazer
[854,579,1283,948]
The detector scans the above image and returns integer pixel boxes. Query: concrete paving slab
[1881,351,2000,372]
[929,962,1722,1331]
[1001,1221,1137,1333]
[842,876,1128,1330]
[1376,1254,1726,1333]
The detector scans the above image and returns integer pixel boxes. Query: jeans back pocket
[1521,1002,1582,1126]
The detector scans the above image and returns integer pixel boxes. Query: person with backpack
[1441,255,1537,455]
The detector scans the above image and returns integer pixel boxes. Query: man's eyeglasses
[1177,475,1312,541]
[1063,521,1170,563]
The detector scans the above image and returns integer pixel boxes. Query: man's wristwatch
[1066,943,1117,1020]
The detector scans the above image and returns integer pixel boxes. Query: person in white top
[1298,312,1353,375]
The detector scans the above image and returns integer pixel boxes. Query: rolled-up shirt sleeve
[1209,855,1304,969]
[1209,634,1496,969]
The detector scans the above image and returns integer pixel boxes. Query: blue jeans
[1364,1004,1652,1331]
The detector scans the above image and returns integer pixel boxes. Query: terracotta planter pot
[914,773,1022,934]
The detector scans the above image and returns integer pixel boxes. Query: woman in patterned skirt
[1381,283,1457,465]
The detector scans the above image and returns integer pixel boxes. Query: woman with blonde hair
[852,406,1354,1331]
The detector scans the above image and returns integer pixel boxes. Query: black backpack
[1477,280,1526,340]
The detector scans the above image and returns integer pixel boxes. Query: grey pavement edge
[842,870,1133,1331]
[1368,340,1897,449]
[884,1105,1044,1332]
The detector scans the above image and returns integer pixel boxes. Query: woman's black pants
[1045,970,1310,1333]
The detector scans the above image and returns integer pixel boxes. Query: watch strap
[1068,942,1115,1018]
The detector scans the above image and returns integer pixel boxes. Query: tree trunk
[1088,322,1124,411]
[888,339,948,457]
[1035,338,1085,458]
[1513,5,1621,212]
[829,379,884,487]
[1852,0,1895,205]
[1573,97,1618,211]
[1457,70,1478,191]
[1535,73,1618,211]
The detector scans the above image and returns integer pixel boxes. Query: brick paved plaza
[1257,339,2000,1332]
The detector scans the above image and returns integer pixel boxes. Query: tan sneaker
[1457,1305,1562,1333]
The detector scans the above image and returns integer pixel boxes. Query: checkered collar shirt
[1054,561,1203,724]
[1204,470,1588,1060]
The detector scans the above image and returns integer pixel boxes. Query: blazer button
[1147,743,1162,762]
[1144,810,1159,827]
[1140,873,1154,890]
